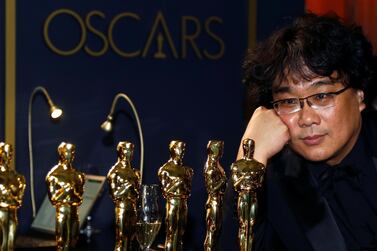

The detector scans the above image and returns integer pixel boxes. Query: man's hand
[237,107,290,165]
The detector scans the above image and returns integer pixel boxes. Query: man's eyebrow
[272,79,335,94]
[311,79,334,87]
[272,86,290,94]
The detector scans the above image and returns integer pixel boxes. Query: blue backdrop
[1,0,304,250]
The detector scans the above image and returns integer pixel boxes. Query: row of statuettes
[0,139,264,251]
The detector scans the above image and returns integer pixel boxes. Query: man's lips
[301,134,325,145]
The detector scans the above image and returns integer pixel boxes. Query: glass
[136,184,162,251]
[271,86,349,115]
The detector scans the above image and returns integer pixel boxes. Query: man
[239,13,377,250]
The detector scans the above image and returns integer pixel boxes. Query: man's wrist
[253,149,267,166]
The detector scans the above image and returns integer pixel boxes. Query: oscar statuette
[107,141,141,251]
[231,139,265,251]
[46,142,85,251]
[158,140,193,251]
[0,142,26,251]
[203,140,227,251]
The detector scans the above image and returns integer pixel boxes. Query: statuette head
[242,139,255,159]
[117,141,134,161]
[58,142,75,164]
[169,140,186,162]
[0,142,13,166]
[207,140,224,159]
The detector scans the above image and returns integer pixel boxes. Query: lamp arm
[108,93,144,184]
[28,86,55,218]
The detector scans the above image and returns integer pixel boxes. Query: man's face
[272,75,365,165]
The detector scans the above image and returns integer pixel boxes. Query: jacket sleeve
[252,178,288,251]
[253,209,288,251]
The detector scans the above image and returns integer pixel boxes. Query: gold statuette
[107,141,141,251]
[231,139,265,251]
[46,142,85,251]
[158,140,193,251]
[203,140,227,251]
[0,142,26,251]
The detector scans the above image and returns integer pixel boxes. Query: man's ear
[357,89,366,111]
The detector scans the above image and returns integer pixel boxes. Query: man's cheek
[279,114,296,127]
[284,123,296,139]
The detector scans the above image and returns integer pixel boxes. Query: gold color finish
[181,16,202,59]
[231,139,265,251]
[0,142,26,251]
[100,115,113,132]
[29,86,63,218]
[158,140,193,251]
[85,11,109,57]
[203,140,227,251]
[142,11,178,59]
[44,9,86,56]
[108,12,141,58]
[5,0,16,170]
[46,142,85,251]
[107,141,141,251]
[248,0,257,49]
[203,17,225,60]
[101,93,144,183]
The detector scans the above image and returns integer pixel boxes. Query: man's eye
[280,99,298,105]
[313,93,331,100]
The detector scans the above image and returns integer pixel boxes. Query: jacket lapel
[357,113,377,215]
[356,156,377,216]
[303,199,347,251]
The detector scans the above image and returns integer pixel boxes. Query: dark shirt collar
[310,127,369,182]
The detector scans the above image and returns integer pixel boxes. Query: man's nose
[297,99,320,127]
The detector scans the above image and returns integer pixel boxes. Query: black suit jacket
[253,109,377,251]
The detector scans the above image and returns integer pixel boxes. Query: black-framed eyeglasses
[271,86,350,115]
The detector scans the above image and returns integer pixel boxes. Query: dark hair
[243,13,377,116]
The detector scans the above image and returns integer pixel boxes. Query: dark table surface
[15,229,164,251]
